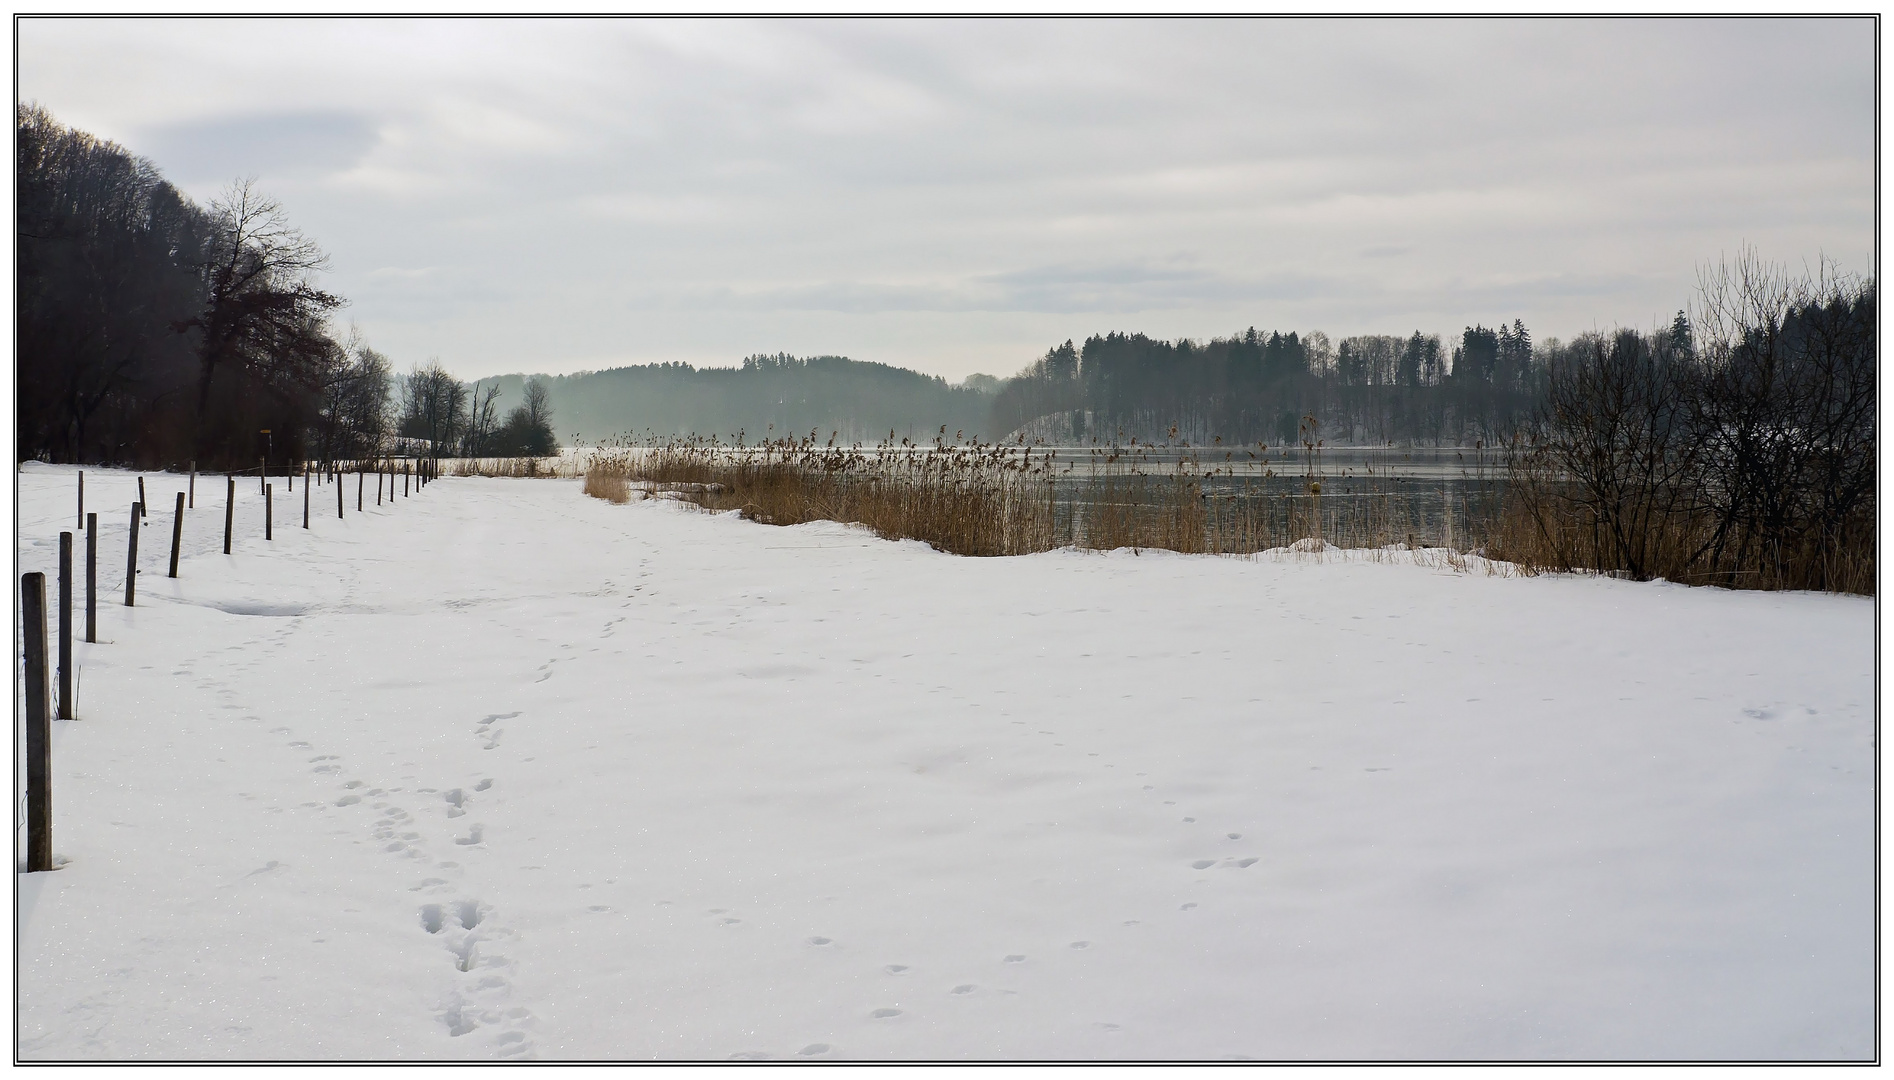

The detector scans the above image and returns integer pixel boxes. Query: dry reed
[584,429,1509,562]
[583,470,631,504]
[451,455,578,479]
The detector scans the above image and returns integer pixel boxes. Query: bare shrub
[1496,253,1874,594]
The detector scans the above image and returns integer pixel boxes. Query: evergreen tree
[1668,310,1694,359]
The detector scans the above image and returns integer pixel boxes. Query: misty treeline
[15,105,554,471]
[990,322,1543,446]
[526,353,990,446]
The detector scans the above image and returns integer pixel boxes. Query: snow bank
[13,464,1873,1060]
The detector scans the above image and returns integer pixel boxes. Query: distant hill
[469,354,998,446]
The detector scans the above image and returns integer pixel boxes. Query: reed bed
[449,455,580,479]
[584,432,1510,560]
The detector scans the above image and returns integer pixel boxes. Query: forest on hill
[474,354,994,447]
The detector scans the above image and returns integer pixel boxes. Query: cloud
[137,110,380,186]
[15,17,1874,381]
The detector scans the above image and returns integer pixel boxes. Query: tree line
[16,105,556,471]
[990,321,1554,447]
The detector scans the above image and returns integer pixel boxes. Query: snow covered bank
[14,464,1873,1060]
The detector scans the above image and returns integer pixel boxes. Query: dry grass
[583,469,631,504]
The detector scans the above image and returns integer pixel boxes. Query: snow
[13,463,1874,1061]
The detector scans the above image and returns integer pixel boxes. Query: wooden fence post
[124,504,140,606]
[259,456,266,494]
[85,511,97,640]
[224,477,235,554]
[338,470,345,519]
[138,476,148,520]
[357,469,364,512]
[85,514,97,644]
[404,464,410,497]
[266,484,274,540]
[22,572,52,872]
[304,466,311,529]
[377,470,383,506]
[189,461,196,508]
[58,533,72,721]
[169,491,185,577]
[77,470,84,530]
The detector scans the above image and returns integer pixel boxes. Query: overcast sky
[18,17,1876,382]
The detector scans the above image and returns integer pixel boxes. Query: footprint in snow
[798,1044,831,1057]
[871,1008,901,1019]
[807,936,832,946]
[883,965,908,975]
[1003,955,1026,964]
[495,1031,533,1059]
[454,825,485,846]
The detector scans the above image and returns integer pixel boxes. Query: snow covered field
[13,464,1874,1061]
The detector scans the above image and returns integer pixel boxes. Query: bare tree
[462,380,502,456]
[498,377,558,456]
[1526,330,1705,580]
[311,326,393,464]
[1690,251,1875,589]
[176,178,343,456]
[399,359,466,457]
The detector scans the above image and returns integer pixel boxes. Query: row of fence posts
[20,457,438,873]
